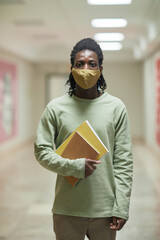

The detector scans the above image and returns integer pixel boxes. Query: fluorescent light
[98,42,122,51]
[94,33,124,41]
[91,19,127,28]
[87,0,132,5]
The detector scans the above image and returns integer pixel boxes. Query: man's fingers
[87,164,97,171]
[110,216,117,230]
[84,159,101,178]
[116,219,126,230]
[84,166,94,178]
[86,159,101,165]
[110,217,126,231]
[116,219,121,230]
[87,164,95,171]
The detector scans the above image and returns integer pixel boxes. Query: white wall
[103,61,143,140]
[34,62,69,126]
[0,49,36,153]
[143,50,160,154]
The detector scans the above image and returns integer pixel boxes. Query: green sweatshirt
[34,92,133,220]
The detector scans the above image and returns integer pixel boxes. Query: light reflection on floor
[0,141,159,240]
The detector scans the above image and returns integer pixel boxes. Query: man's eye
[76,62,82,67]
[90,62,96,67]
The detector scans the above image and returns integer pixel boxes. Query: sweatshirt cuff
[70,158,86,178]
[112,210,129,221]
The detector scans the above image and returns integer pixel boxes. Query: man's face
[71,49,103,91]
[73,49,102,72]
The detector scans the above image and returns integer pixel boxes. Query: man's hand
[85,159,101,178]
[110,216,126,231]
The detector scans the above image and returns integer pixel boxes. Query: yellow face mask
[72,68,100,90]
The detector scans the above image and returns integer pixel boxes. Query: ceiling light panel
[87,0,132,5]
[91,19,127,28]
[98,42,122,51]
[94,33,124,41]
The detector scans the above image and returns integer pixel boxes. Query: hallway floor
[0,141,160,240]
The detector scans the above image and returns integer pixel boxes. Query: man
[34,38,133,240]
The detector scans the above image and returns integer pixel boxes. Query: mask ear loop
[70,72,76,91]
[97,73,107,95]
[97,74,102,93]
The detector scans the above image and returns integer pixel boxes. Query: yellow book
[61,131,99,186]
[56,120,109,187]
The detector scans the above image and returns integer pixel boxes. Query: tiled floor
[0,141,160,240]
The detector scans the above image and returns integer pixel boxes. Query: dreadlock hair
[66,38,107,96]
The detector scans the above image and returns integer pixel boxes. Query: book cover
[61,131,99,186]
[56,120,109,187]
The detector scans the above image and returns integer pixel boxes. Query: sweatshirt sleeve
[34,105,85,178]
[112,106,133,220]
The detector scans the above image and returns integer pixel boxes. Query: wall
[143,50,160,154]
[103,61,143,140]
[34,62,70,127]
[0,49,36,153]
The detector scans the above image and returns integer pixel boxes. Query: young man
[34,38,133,240]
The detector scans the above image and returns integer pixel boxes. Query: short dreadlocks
[66,38,107,96]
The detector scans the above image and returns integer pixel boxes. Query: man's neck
[74,85,99,99]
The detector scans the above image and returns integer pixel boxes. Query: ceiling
[0,0,160,63]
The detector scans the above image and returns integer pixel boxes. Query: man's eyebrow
[75,60,84,63]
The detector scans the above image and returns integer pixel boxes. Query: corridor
[0,140,159,240]
[0,0,160,239]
